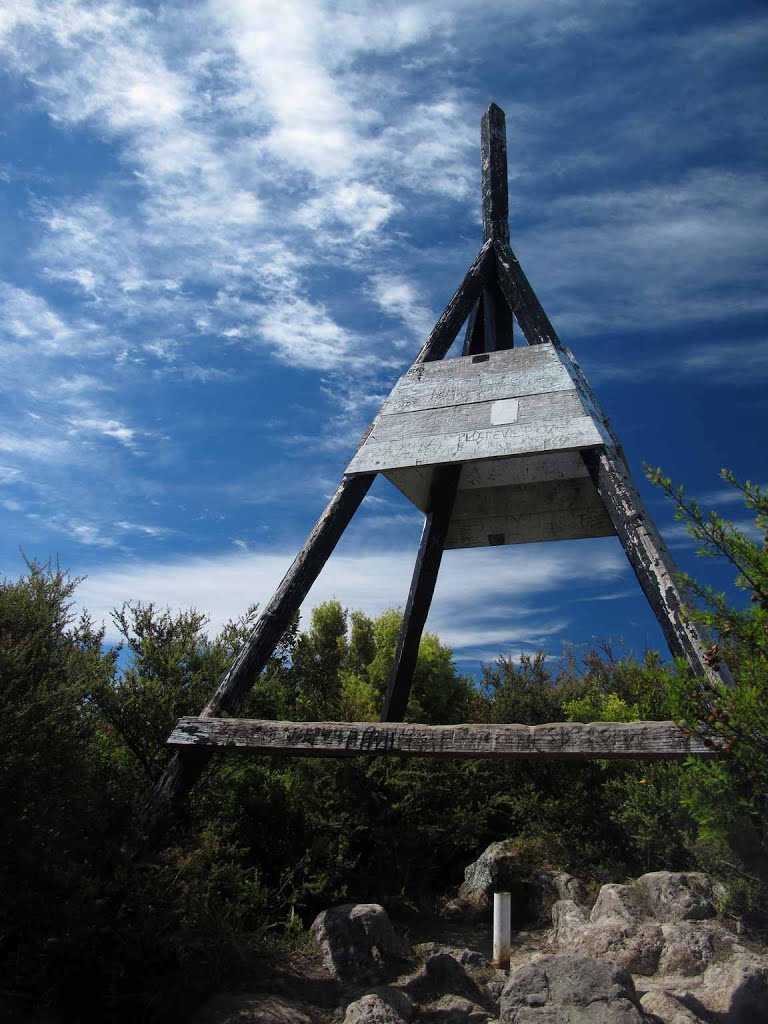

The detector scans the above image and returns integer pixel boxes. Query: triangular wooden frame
[150,104,727,821]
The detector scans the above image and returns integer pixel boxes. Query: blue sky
[1,0,766,672]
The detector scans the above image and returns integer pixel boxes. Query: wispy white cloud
[76,538,628,660]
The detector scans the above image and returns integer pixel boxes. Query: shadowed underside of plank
[168,718,716,760]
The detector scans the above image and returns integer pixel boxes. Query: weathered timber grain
[382,465,462,721]
[348,416,604,475]
[147,472,375,818]
[583,448,733,689]
[494,241,562,348]
[167,718,717,760]
[415,240,494,363]
[462,297,485,356]
[483,281,514,351]
[372,391,586,442]
[481,103,510,245]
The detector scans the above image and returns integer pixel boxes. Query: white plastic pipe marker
[493,891,511,967]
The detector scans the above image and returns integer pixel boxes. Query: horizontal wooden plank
[450,477,608,520]
[168,718,717,760]
[413,342,561,381]
[380,352,573,418]
[373,391,586,443]
[445,506,614,548]
[347,417,604,474]
[459,451,592,490]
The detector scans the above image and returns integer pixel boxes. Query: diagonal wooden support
[416,239,494,363]
[494,240,561,348]
[381,464,462,722]
[558,347,733,689]
[145,472,375,824]
[582,447,733,690]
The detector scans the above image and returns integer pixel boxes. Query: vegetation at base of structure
[0,470,766,1020]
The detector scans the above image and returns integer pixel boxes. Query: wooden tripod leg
[381,465,462,722]
[145,472,376,825]
[583,448,733,688]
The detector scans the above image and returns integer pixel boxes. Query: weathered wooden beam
[583,447,733,689]
[481,103,510,245]
[462,297,485,356]
[146,472,376,820]
[168,717,718,761]
[556,345,732,689]
[381,464,462,721]
[494,241,561,348]
[483,281,514,351]
[415,240,495,363]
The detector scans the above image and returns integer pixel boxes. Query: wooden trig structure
[154,104,728,816]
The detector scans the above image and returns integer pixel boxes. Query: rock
[583,921,664,977]
[419,994,492,1024]
[343,990,412,1024]
[552,898,588,947]
[412,943,488,969]
[456,842,585,924]
[589,884,645,929]
[556,885,662,975]
[192,993,314,1024]
[657,921,734,976]
[500,953,646,1023]
[310,904,407,983]
[401,953,490,1008]
[635,873,714,924]
[639,991,702,1023]
[697,951,768,1022]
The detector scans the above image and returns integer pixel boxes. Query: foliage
[3,472,768,1019]
[645,467,768,918]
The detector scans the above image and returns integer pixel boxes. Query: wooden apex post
[481,103,510,245]
[381,465,462,722]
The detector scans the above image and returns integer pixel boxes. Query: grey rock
[343,990,412,1024]
[635,873,714,924]
[639,991,702,1023]
[456,842,585,924]
[582,920,664,977]
[311,903,407,983]
[419,994,492,1024]
[589,885,645,929]
[551,898,588,947]
[657,921,734,977]
[192,993,314,1024]
[401,953,490,1008]
[697,951,768,1022]
[500,953,646,1023]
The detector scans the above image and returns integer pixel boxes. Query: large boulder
[696,951,768,1022]
[657,920,735,977]
[311,904,407,983]
[455,841,585,923]
[400,952,492,1009]
[343,989,412,1024]
[192,994,314,1024]
[418,994,493,1024]
[639,990,701,1023]
[500,952,647,1023]
[634,873,714,924]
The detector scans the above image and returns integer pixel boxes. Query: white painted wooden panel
[491,398,519,425]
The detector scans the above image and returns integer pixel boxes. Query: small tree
[647,468,768,920]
